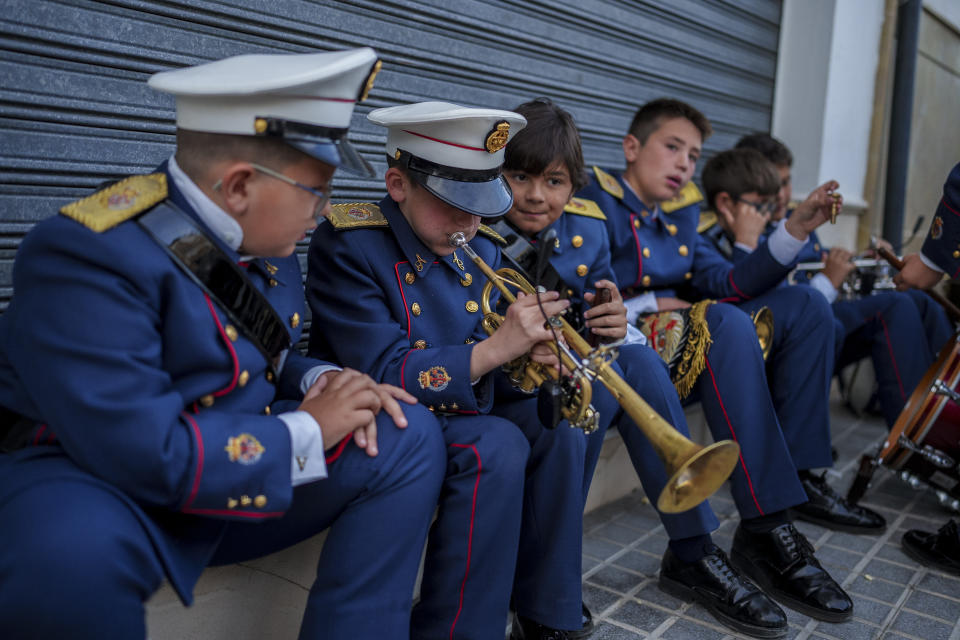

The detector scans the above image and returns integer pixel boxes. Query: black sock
[668,534,714,563]
[798,469,816,482]
[741,509,791,534]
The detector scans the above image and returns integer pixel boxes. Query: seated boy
[0,49,446,639]
[500,97,796,638]
[725,134,952,425]
[306,102,588,638]
[577,98,883,621]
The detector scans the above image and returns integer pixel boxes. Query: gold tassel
[672,299,714,399]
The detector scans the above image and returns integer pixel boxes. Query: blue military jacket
[576,167,794,301]
[307,197,502,414]
[922,162,960,278]
[0,166,323,601]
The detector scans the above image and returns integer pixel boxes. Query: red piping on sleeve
[181,412,205,511]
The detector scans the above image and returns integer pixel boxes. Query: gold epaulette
[60,173,167,232]
[593,166,624,199]
[327,203,389,229]
[478,223,507,245]
[697,210,718,234]
[661,182,704,214]
[564,197,606,220]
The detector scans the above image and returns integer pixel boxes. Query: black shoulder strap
[137,201,290,374]
[484,219,569,296]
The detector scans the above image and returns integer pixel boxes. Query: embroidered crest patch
[931,216,944,240]
[485,121,510,153]
[225,433,265,465]
[419,366,451,391]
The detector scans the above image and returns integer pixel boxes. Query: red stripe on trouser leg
[704,358,765,515]
[878,312,907,399]
[448,443,482,639]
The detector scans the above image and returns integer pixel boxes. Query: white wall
[926,0,960,33]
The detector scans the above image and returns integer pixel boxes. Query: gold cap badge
[485,121,510,153]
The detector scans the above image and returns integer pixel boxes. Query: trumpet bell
[751,306,774,360]
[658,440,741,513]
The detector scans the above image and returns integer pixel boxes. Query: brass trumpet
[449,232,741,513]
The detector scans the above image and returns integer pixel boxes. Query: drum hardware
[893,435,956,470]
[448,231,741,513]
[788,258,897,299]
[932,379,960,403]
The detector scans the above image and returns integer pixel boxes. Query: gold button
[263,261,278,275]
[465,338,475,344]
[264,406,271,415]
[411,302,422,316]
[576,264,588,277]
[268,278,278,287]
[642,275,651,287]
[814,244,821,252]
[227,497,238,509]
[414,339,427,349]
[200,394,215,408]
[684,272,693,280]
[667,224,678,236]
[953,251,960,259]
[571,235,583,248]
[466,301,479,313]
[290,313,300,329]
[641,210,650,217]
[254,118,268,134]
[450,403,459,410]
[428,405,435,412]
[554,238,560,249]
[634,219,641,228]
[439,403,447,411]
[265,371,275,382]
[225,325,239,342]
[461,273,473,287]
[678,245,689,256]
[405,272,416,285]
[642,247,651,258]
[238,370,250,387]
[253,495,267,508]
[240,495,252,507]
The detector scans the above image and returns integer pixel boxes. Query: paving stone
[586,565,646,593]
[632,582,683,610]
[596,521,648,546]
[634,533,670,556]
[863,558,917,585]
[583,554,601,573]
[584,536,626,561]
[615,508,663,533]
[889,609,953,640]
[658,617,726,639]
[826,531,881,553]
[609,599,672,632]
[847,575,906,603]
[873,542,914,566]
[812,618,883,640]
[794,519,831,541]
[591,622,645,639]
[816,544,864,569]
[879,634,913,640]
[917,571,960,595]
[849,594,893,625]
[583,583,623,616]
[612,550,662,577]
[904,589,960,623]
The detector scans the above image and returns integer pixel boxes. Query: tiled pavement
[577,399,960,640]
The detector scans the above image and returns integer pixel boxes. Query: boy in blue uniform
[306,102,588,639]
[0,49,447,640]
[728,134,951,424]
[577,98,883,622]
[500,98,792,638]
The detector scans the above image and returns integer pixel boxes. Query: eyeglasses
[736,197,778,216]
[249,162,331,221]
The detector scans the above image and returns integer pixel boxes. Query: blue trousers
[834,292,933,427]
[0,405,446,640]
[904,289,953,360]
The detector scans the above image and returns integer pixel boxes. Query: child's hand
[721,202,769,250]
[583,280,627,341]
[785,180,840,240]
[822,248,855,289]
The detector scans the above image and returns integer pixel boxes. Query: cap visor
[288,138,374,178]
[416,173,513,218]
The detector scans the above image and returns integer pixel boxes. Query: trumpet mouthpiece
[448,232,467,247]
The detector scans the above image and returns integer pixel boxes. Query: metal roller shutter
[0,0,781,312]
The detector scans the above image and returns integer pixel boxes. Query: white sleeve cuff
[920,252,945,273]
[279,411,328,486]
[809,273,839,304]
[624,292,659,324]
[624,323,648,346]
[300,364,342,395]
[767,223,807,266]
[734,241,756,254]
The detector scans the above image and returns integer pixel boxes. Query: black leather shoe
[659,546,787,638]
[731,523,853,622]
[510,608,594,640]
[902,519,960,576]
[791,472,886,533]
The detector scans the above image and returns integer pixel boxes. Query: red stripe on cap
[402,129,486,152]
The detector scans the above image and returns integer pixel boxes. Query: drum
[848,333,960,511]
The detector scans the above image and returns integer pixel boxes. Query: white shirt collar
[167,155,245,252]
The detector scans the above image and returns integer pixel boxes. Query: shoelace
[774,525,817,564]
[703,547,757,596]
